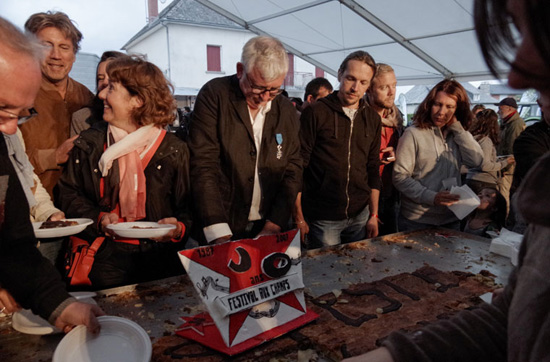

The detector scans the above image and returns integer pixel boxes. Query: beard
[373,97,394,110]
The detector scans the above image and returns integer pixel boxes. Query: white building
[122,0,337,108]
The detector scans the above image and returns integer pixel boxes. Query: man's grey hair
[241,36,289,81]
[0,17,44,62]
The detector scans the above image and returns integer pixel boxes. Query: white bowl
[53,316,151,362]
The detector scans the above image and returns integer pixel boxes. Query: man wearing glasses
[0,16,104,335]
[189,36,301,244]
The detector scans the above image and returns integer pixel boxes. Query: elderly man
[0,16,103,333]
[295,51,381,248]
[19,11,93,200]
[496,97,525,213]
[189,36,301,244]
[366,63,402,235]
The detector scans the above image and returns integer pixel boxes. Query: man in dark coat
[189,36,301,244]
[0,16,103,333]
[294,51,381,248]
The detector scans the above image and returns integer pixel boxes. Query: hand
[153,218,184,242]
[210,235,231,245]
[54,301,105,334]
[55,135,79,165]
[47,211,65,221]
[380,147,395,165]
[434,191,460,206]
[446,115,458,128]
[492,287,505,302]
[100,213,119,235]
[506,155,515,165]
[0,288,21,315]
[256,220,281,237]
[342,347,394,362]
[294,219,309,244]
[366,215,379,238]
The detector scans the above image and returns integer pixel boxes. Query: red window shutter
[207,45,221,72]
[315,66,324,78]
[285,53,294,87]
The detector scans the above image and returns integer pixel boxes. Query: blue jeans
[308,205,370,248]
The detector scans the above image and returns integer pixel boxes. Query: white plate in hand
[32,218,94,239]
[12,292,97,335]
[106,221,176,238]
[53,316,151,362]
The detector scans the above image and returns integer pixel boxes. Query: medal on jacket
[276,133,283,160]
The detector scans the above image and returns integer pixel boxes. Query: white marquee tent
[195,0,511,85]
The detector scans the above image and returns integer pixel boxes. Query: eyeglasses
[244,75,284,96]
[0,107,38,125]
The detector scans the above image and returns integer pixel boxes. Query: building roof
[123,0,245,49]
[69,52,100,93]
[489,83,525,96]
[404,81,523,106]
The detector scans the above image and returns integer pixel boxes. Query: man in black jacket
[189,36,301,244]
[0,17,103,333]
[294,51,381,248]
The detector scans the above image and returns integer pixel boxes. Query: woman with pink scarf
[58,56,191,288]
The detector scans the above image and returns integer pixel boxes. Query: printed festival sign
[177,230,317,354]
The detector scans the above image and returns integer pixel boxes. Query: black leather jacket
[57,122,192,241]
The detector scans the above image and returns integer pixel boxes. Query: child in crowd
[463,187,507,237]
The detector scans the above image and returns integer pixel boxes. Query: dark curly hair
[106,56,176,128]
[413,79,472,129]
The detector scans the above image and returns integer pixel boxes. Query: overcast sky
[0,0,172,56]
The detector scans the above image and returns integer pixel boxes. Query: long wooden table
[0,229,514,361]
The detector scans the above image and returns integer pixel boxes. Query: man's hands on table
[0,288,21,314]
[55,301,105,334]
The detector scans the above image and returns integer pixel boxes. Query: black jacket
[512,120,550,192]
[0,136,71,322]
[57,122,191,240]
[188,75,302,237]
[300,92,381,220]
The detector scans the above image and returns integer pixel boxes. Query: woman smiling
[58,56,191,288]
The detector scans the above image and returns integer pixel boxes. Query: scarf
[98,124,162,221]
[381,105,401,128]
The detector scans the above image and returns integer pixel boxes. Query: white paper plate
[53,316,151,362]
[33,218,94,239]
[106,221,176,238]
[12,292,97,335]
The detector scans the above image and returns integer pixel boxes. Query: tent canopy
[195,0,510,85]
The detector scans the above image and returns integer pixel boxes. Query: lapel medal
[276,133,283,160]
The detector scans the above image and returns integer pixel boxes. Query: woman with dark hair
[345,0,550,361]
[58,56,191,288]
[71,51,127,136]
[392,79,483,232]
[466,109,515,194]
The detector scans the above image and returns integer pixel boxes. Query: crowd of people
[1,0,550,358]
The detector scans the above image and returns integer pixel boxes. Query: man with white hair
[189,36,301,244]
[0,16,103,334]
